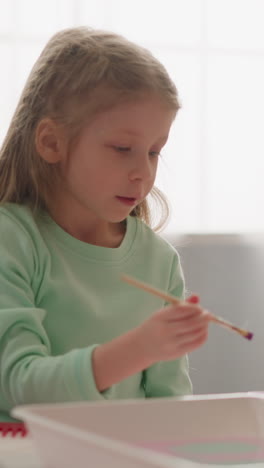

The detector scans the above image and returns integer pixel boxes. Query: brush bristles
[245,332,254,340]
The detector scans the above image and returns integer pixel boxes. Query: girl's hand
[136,296,210,365]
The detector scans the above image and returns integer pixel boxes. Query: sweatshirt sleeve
[0,213,106,414]
[144,251,193,398]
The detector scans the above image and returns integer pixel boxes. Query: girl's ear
[35,118,66,164]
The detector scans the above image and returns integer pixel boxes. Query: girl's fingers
[161,325,209,360]
[174,326,209,352]
[172,318,210,337]
[161,304,207,322]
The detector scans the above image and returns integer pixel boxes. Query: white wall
[165,233,264,394]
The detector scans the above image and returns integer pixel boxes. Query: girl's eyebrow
[117,129,141,136]
[117,129,169,143]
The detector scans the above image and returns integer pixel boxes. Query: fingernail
[187,295,200,304]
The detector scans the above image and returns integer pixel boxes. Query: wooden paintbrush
[121,274,253,340]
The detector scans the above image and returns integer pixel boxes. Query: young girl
[0,26,210,422]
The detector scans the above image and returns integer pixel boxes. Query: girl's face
[53,95,175,238]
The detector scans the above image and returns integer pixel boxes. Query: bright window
[0,0,263,233]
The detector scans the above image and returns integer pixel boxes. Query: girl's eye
[114,146,131,153]
[113,146,160,157]
[149,151,160,158]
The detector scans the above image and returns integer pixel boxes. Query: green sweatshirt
[0,203,192,421]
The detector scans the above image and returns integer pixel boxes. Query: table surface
[0,437,43,468]
[0,437,262,468]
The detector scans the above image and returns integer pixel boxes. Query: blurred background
[1,0,264,394]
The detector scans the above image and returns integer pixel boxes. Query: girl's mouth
[116,196,137,206]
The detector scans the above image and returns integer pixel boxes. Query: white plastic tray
[13,392,264,468]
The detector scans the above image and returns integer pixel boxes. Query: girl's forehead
[82,97,175,142]
[91,95,175,125]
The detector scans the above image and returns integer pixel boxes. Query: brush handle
[121,274,253,340]
[122,275,181,305]
[208,315,253,339]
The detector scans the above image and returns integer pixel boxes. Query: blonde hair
[0,26,180,231]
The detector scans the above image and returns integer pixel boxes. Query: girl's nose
[128,155,155,182]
